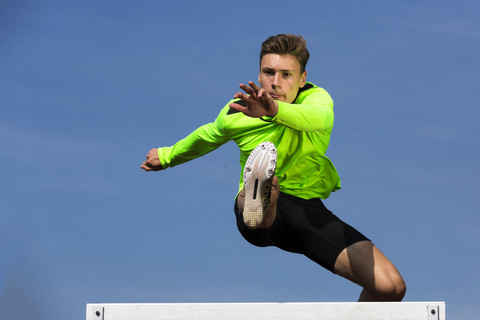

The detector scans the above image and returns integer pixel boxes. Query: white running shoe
[242,141,277,229]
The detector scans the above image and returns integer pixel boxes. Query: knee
[375,276,406,301]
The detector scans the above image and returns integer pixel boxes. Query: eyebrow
[262,67,293,73]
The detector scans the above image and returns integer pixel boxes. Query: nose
[272,73,280,87]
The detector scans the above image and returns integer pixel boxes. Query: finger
[229,102,255,117]
[239,83,255,96]
[259,89,275,105]
[149,148,158,155]
[141,162,151,171]
[257,88,266,99]
[145,149,155,159]
[233,92,249,101]
[249,81,260,92]
[229,102,247,112]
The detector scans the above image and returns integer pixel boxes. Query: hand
[141,148,164,171]
[229,81,278,118]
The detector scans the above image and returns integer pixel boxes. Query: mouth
[270,93,283,100]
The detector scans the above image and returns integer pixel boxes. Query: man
[141,34,406,301]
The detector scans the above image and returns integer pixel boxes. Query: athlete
[141,34,406,301]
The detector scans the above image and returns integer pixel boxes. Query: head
[260,34,310,73]
[258,34,309,103]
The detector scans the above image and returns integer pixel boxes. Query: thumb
[141,162,152,171]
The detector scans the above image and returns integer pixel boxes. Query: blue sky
[1,0,479,319]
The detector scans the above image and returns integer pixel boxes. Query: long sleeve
[262,85,334,132]
[157,118,229,168]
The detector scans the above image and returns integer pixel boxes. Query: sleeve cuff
[260,115,275,122]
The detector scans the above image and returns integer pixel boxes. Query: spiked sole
[243,141,277,229]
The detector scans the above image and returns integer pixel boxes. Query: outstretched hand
[229,81,278,118]
[141,148,164,171]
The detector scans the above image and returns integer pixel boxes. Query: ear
[300,70,307,88]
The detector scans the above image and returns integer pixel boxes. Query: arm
[269,88,334,132]
[140,118,229,172]
[229,82,334,132]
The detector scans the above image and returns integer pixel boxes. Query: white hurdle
[86,301,445,320]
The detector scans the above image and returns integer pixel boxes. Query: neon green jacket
[158,82,341,199]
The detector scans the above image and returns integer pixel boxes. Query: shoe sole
[243,141,277,229]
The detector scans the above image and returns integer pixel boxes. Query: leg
[334,240,406,301]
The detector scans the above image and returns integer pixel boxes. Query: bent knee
[375,276,406,301]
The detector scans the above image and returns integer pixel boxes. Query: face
[258,54,307,104]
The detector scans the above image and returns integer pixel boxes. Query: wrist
[267,101,279,118]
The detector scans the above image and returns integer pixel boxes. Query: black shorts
[234,192,369,272]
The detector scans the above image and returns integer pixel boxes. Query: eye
[262,68,275,76]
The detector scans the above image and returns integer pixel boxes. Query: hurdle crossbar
[86,301,446,320]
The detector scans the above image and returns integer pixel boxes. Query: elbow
[312,119,333,133]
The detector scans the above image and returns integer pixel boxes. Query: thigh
[334,241,405,297]
[235,193,369,272]
[275,194,369,272]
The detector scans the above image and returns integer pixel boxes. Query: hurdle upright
[86,301,446,320]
